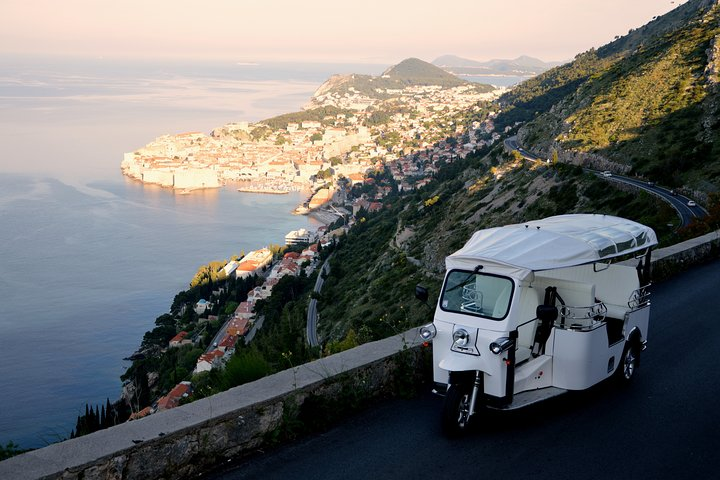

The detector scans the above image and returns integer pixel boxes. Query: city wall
[1,229,719,479]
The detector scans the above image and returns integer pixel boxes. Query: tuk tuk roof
[446,214,657,277]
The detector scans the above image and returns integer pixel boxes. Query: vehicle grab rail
[628,285,651,310]
[557,302,607,330]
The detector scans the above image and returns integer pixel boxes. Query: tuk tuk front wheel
[442,383,474,436]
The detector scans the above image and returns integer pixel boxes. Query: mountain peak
[381,58,468,87]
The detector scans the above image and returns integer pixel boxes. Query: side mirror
[415,285,429,303]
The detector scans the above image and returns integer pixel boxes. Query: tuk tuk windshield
[440,270,514,320]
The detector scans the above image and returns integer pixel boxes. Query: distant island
[120,58,505,209]
[432,54,564,80]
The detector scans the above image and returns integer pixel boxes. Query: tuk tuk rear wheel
[442,383,474,436]
[616,341,641,384]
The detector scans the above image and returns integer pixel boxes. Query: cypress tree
[89,405,97,431]
[106,398,115,427]
[76,409,87,437]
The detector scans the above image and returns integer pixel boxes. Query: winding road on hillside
[306,257,331,348]
[504,136,542,161]
[504,137,707,227]
[598,173,706,227]
[205,259,720,480]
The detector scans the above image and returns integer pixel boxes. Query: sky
[1,0,687,64]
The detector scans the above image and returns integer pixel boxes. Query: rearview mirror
[415,285,429,303]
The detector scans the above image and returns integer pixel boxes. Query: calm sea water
[0,56,387,448]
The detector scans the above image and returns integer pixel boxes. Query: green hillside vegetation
[495,51,618,128]
[318,204,436,346]
[1,442,26,461]
[497,0,715,127]
[562,10,720,187]
[497,0,720,190]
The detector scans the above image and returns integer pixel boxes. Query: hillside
[497,0,720,190]
[380,57,468,87]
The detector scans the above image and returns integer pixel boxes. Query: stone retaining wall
[2,229,719,480]
[620,229,720,281]
[0,332,429,480]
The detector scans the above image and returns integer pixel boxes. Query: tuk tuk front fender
[438,352,507,398]
[439,354,484,373]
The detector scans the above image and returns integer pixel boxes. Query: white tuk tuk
[416,214,657,435]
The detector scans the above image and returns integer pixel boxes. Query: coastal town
[120,77,505,210]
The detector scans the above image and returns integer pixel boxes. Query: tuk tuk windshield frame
[439,270,514,320]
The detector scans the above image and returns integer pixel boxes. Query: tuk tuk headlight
[419,323,437,341]
[452,328,470,347]
[489,337,513,355]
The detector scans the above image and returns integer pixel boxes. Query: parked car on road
[602,171,612,177]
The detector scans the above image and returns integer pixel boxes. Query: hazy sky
[1,0,686,63]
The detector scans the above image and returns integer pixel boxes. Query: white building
[194,299,210,315]
[285,228,313,246]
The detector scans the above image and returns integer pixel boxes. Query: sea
[0,55,524,449]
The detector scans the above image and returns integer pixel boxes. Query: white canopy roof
[446,214,657,277]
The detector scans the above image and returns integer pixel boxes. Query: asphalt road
[208,258,720,480]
